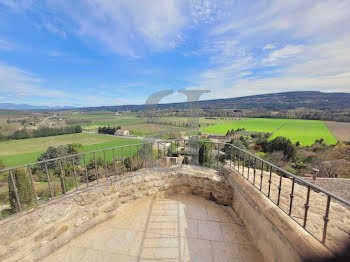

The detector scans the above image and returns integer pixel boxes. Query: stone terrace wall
[0,165,232,262]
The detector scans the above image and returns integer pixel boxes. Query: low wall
[226,167,333,262]
[0,165,231,262]
[0,165,334,262]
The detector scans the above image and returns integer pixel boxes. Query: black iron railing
[0,142,154,219]
[0,139,349,253]
[156,139,350,252]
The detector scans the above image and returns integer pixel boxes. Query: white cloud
[263,43,276,50]
[263,45,303,63]
[0,39,15,51]
[0,62,66,98]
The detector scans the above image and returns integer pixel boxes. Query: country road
[82,131,165,146]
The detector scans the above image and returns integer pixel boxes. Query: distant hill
[1,91,350,112]
[0,103,75,111]
[80,91,350,111]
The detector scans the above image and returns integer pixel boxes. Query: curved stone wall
[0,165,232,262]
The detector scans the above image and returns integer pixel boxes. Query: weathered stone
[75,216,89,227]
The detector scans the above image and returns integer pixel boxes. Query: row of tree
[1,126,82,141]
[98,125,121,134]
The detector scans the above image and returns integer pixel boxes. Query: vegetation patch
[202,118,337,146]
[0,133,141,167]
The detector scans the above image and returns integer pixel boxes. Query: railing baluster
[303,186,311,228]
[253,158,257,185]
[277,174,283,206]
[247,155,250,180]
[129,145,132,171]
[217,143,219,169]
[83,154,89,187]
[143,144,146,168]
[9,169,21,211]
[157,142,160,165]
[322,196,331,244]
[121,147,124,175]
[260,161,264,191]
[289,177,295,215]
[27,166,38,205]
[103,150,107,181]
[112,148,116,177]
[268,166,272,198]
[72,157,78,190]
[242,153,245,175]
[233,149,236,169]
[93,152,99,183]
[59,160,66,194]
[45,162,54,198]
[237,151,240,173]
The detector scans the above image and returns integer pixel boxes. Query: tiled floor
[42,194,263,262]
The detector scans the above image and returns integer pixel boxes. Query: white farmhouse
[115,129,130,136]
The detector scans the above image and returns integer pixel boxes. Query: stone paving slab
[42,194,263,262]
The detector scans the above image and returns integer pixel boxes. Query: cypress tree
[8,169,34,212]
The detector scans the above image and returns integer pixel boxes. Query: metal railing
[0,142,154,220]
[155,139,350,253]
[1,139,349,253]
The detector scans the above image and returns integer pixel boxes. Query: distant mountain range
[80,91,350,112]
[0,103,75,111]
[1,91,350,111]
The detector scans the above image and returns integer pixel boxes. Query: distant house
[116,130,130,136]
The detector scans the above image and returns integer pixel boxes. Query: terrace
[0,140,349,262]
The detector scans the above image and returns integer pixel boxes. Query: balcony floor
[42,193,263,262]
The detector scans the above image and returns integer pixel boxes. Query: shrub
[266,136,296,161]
[8,169,34,212]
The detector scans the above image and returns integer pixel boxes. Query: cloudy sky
[0,0,350,106]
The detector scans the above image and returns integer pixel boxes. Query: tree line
[0,125,82,141]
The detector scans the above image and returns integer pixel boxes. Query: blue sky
[0,0,350,107]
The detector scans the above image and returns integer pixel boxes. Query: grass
[0,133,142,168]
[202,118,337,146]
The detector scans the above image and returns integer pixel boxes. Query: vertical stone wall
[0,166,231,262]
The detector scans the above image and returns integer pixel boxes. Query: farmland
[0,133,142,167]
[202,118,337,146]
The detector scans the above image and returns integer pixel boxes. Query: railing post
[59,160,66,194]
[103,150,107,180]
[277,174,283,206]
[322,196,331,244]
[9,169,21,212]
[253,158,257,185]
[289,177,295,215]
[137,144,139,169]
[121,147,124,175]
[217,143,219,169]
[143,144,146,168]
[210,142,213,168]
[268,166,272,198]
[303,186,311,228]
[247,155,250,180]
[93,152,99,183]
[237,151,240,173]
[242,153,245,175]
[72,157,78,190]
[129,145,132,172]
[157,142,160,165]
[260,161,264,191]
[27,166,38,205]
[112,148,116,177]
[45,162,54,197]
[83,154,89,187]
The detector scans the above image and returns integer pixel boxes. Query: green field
[202,118,337,146]
[0,133,143,168]
[80,119,145,131]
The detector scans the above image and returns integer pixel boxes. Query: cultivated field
[202,118,337,146]
[0,133,142,168]
[325,121,350,141]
